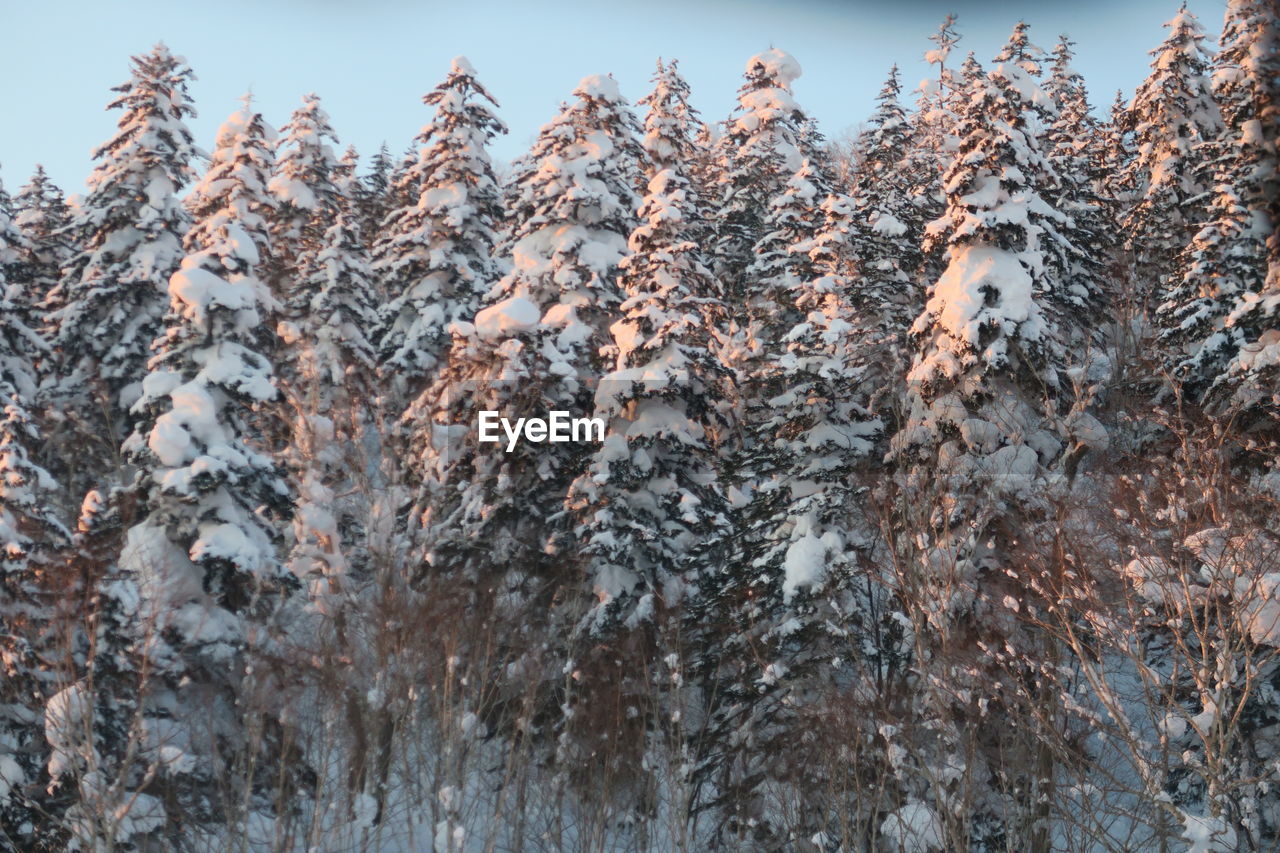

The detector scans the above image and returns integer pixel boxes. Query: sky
[2,0,1227,195]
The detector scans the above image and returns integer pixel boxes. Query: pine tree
[267,93,342,310]
[409,74,643,589]
[556,163,733,828]
[915,14,963,153]
[0,206,69,848]
[279,209,379,612]
[889,58,1083,851]
[1121,5,1223,316]
[335,144,359,194]
[90,156,300,843]
[742,159,830,343]
[357,143,395,253]
[689,176,882,847]
[637,58,703,178]
[373,57,506,405]
[712,49,811,304]
[0,177,35,336]
[289,212,379,396]
[993,20,1045,78]
[49,44,200,464]
[908,19,965,286]
[1172,0,1279,418]
[280,178,380,592]
[13,166,73,331]
[568,165,731,633]
[847,66,926,419]
[1042,35,1111,350]
[1213,0,1279,292]
[43,489,136,850]
[186,97,281,355]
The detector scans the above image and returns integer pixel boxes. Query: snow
[575,73,623,102]
[451,55,476,76]
[1181,811,1238,853]
[880,801,944,852]
[119,520,204,607]
[474,296,540,339]
[44,682,93,782]
[781,515,842,602]
[747,48,802,87]
[923,245,1039,359]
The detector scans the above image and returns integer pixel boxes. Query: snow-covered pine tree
[186,97,281,356]
[711,49,811,305]
[267,93,343,315]
[286,210,379,404]
[568,165,730,632]
[357,143,395,255]
[373,57,506,406]
[1042,35,1111,350]
[993,20,1045,78]
[408,73,643,592]
[688,174,882,846]
[1120,5,1223,319]
[48,44,201,477]
[0,211,69,849]
[1167,0,1279,419]
[13,166,73,333]
[279,178,380,593]
[742,159,830,344]
[637,58,703,179]
[1100,89,1138,218]
[913,14,962,159]
[334,144,359,194]
[93,157,300,843]
[0,177,36,336]
[689,120,720,210]
[889,57,1083,850]
[42,488,138,850]
[847,65,927,421]
[558,161,733,830]
[382,142,423,229]
[907,20,965,287]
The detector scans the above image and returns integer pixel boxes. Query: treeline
[0,3,1277,851]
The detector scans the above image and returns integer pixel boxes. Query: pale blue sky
[2,0,1226,195]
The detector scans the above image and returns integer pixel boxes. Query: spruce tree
[0,212,69,849]
[278,209,379,614]
[289,211,378,397]
[186,97,281,355]
[712,49,812,304]
[890,58,1081,851]
[741,159,830,344]
[357,143,395,256]
[373,57,506,405]
[993,20,1045,78]
[908,19,964,286]
[268,93,342,311]
[568,165,730,633]
[90,156,300,843]
[848,66,927,419]
[49,44,200,464]
[1120,5,1223,316]
[409,74,643,589]
[1171,0,1279,417]
[0,177,35,334]
[637,58,703,178]
[690,176,882,847]
[1042,35,1111,351]
[13,166,73,332]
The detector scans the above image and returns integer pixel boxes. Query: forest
[0,2,1277,851]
